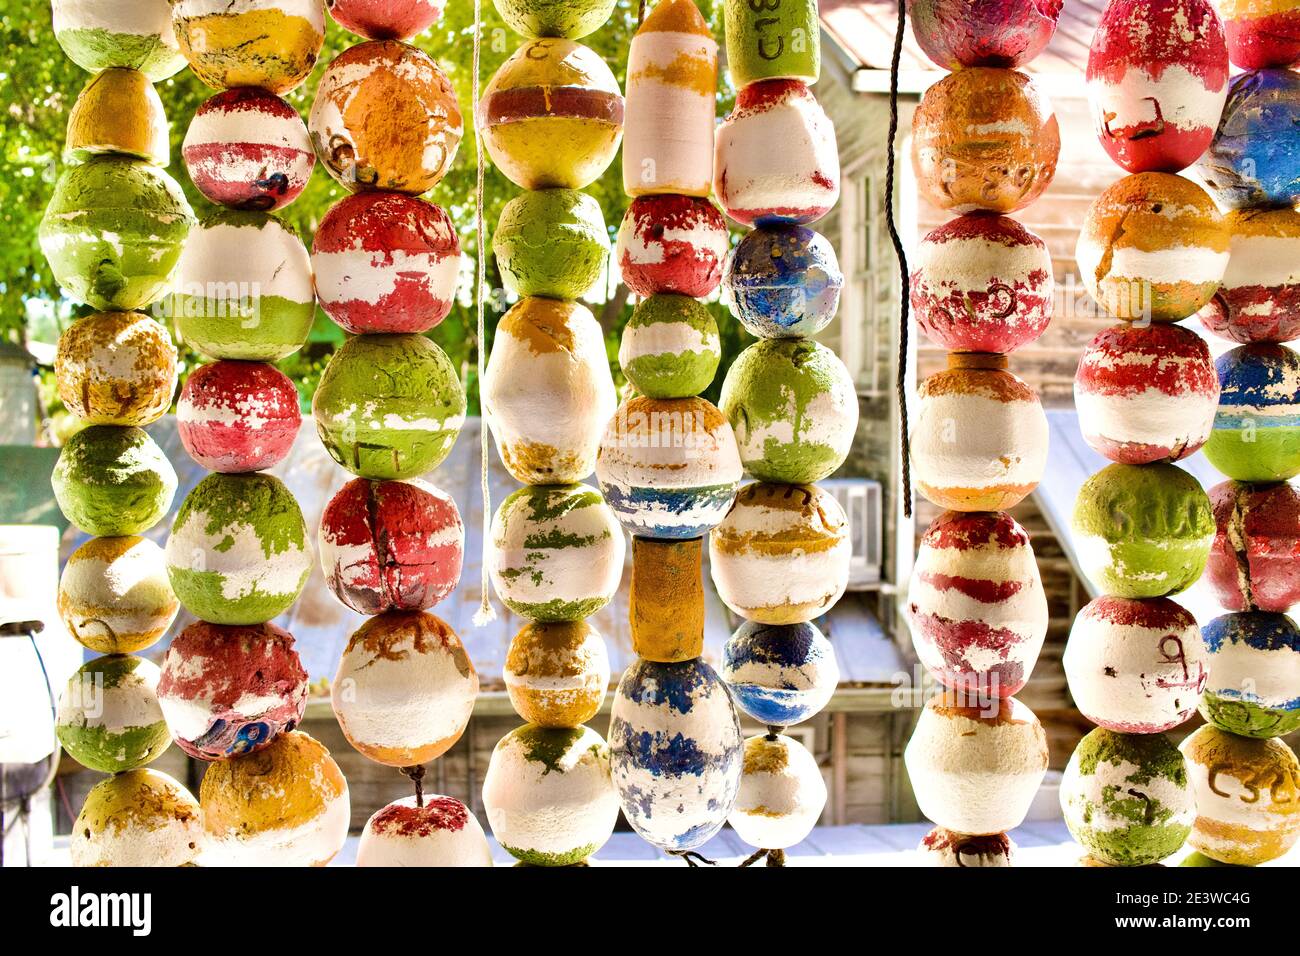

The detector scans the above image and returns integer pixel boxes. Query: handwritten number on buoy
[749,0,785,62]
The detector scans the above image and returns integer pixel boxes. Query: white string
[471,0,496,627]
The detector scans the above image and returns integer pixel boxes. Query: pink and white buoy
[183,88,315,211]
[1086,0,1229,173]
[311,191,461,334]
[908,510,1049,700]
[1073,323,1219,465]
[910,214,1053,354]
[713,79,839,226]
[176,360,301,474]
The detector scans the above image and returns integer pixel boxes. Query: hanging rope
[471,0,496,627]
[400,764,426,807]
[885,0,912,519]
[668,848,717,867]
[739,847,787,867]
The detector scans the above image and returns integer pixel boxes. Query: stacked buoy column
[597,0,745,861]
[158,0,349,868]
[1178,0,1300,867]
[902,0,1060,867]
[300,3,490,867]
[712,0,858,861]
[42,0,197,867]
[479,0,624,867]
[1059,0,1230,867]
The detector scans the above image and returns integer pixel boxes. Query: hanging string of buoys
[900,0,1060,868]
[598,0,742,862]
[709,0,858,862]
[1055,0,1228,869]
[300,3,494,866]
[1060,0,1300,869]
[477,0,625,868]
[42,0,195,867]
[154,0,351,868]
[1062,0,1288,869]
[1161,0,1300,868]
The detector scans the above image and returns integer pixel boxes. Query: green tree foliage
[1,0,747,418]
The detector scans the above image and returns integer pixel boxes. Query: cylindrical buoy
[722,0,819,87]
[630,536,704,663]
[623,0,716,197]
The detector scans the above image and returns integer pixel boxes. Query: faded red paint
[160,622,305,707]
[1085,594,1199,631]
[177,360,301,473]
[183,88,314,211]
[908,0,1061,69]
[1223,8,1300,69]
[911,213,1052,353]
[320,478,464,615]
[734,77,803,111]
[370,796,469,836]
[1206,479,1300,612]
[483,85,625,125]
[1088,0,1228,87]
[908,610,1029,697]
[158,621,308,760]
[617,194,727,298]
[1212,285,1300,344]
[1075,322,1218,463]
[910,511,1043,699]
[920,510,1031,554]
[916,570,1025,605]
[1087,0,1228,172]
[312,191,460,334]
[1076,324,1218,397]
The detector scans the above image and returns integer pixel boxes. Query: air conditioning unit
[821,478,882,589]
